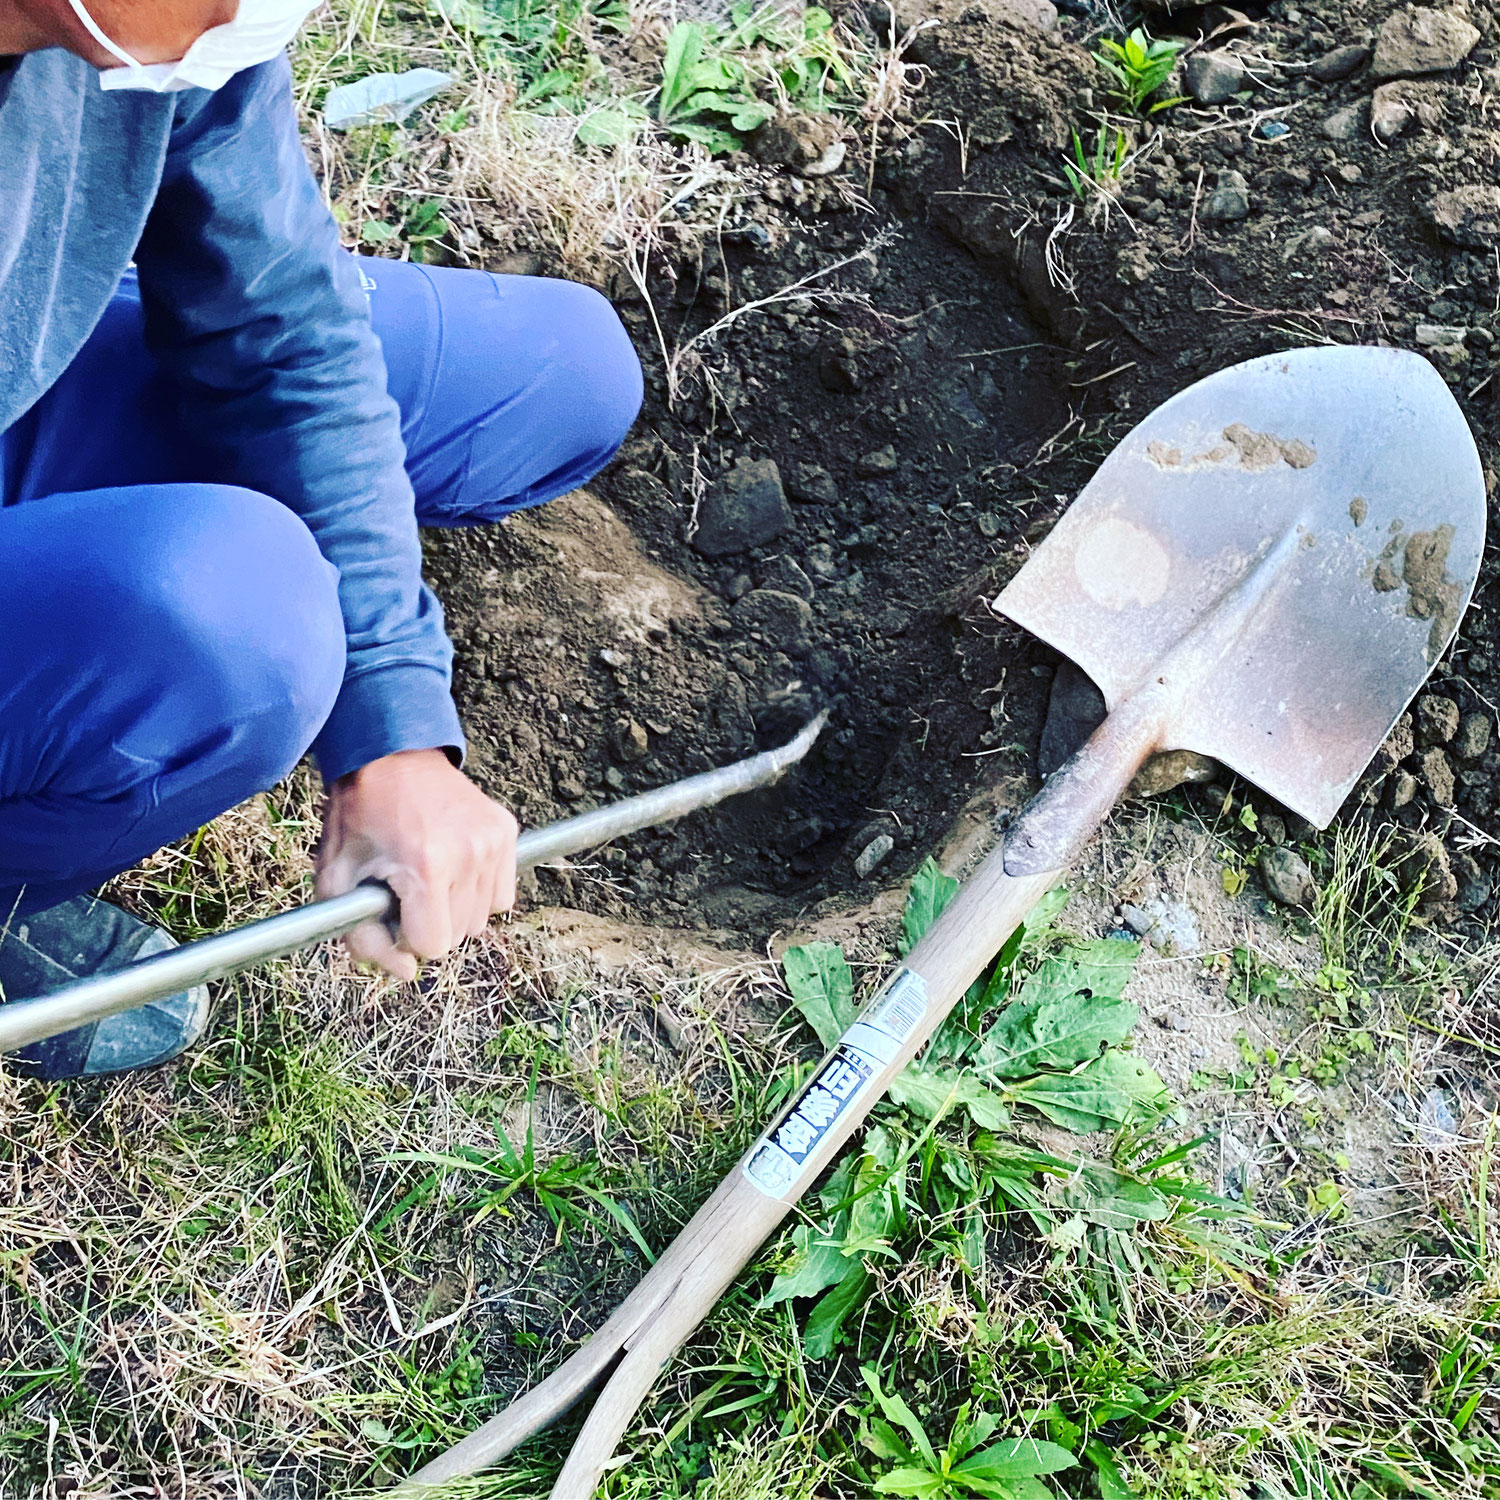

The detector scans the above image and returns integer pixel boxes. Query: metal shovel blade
[996,346,1486,828]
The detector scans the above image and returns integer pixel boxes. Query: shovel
[0,715,827,1057]
[398,345,1485,1498]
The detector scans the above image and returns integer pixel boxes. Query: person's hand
[315,749,518,980]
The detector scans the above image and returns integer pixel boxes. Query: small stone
[726,572,752,601]
[1390,770,1419,809]
[1417,693,1460,743]
[1371,79,1441,141]
[1371,6,1479,80]
[854,833,895,879]
[977,512,1002,538]
[1385,712,1416,763]
[1311,43,1371,81]
[599,647,628,668]
[759,555,815,599]
[1455,851,1491,911]
[555,775,586,802]
[855,444,899,476]
[612,718,650,763]
[734,589,814,653]
[1455,711,1492,760]
[1259,846,1316,906]
[1121,903,1154,937]
[805,542,839,580]
[603,765,627,791]
[1420,745,1456,807]
[785,462,839,505]
[1428,186,1500,249]
[1185,50,1246,105]
[1319,102,1367,141]
[1201,169,1250,222]
[1260,813,1286,847]
[692,458,793,556]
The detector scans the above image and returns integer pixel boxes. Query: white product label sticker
[742,970,929,1201]
[864,968,929,1044]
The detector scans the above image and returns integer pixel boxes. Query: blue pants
[0,258,642,915]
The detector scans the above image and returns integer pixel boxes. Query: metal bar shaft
[0,714,826,1056]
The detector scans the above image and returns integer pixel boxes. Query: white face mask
[67,0,320,93]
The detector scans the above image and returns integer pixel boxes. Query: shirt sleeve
[132,55,465,783]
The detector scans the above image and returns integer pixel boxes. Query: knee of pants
[145,486,347,789]
[443,278,645,526]
[46,484,347,799]
[551,280,645,462]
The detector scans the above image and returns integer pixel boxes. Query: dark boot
[0,896,209,1080]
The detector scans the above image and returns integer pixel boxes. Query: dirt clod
[1370,6,1479,79]
[1417,693,1460,744]
[1427,185,1500,248]
[1455,711,1492,761]
[1419,745,1456,807]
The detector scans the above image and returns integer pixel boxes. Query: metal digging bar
[0,713,827,1057]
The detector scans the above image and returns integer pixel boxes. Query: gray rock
[1389,770,1419,809]
[785,461,839,505]
[1202,169,1251,222]
[1186,51,1246,104]
[1039,660,1105,775]
[1455,711,1492,761]
[1261,813,1287,846]
[1417,692,1460,743]
[1259,846,1316,906]
[612,718,650,763]
[692,459,792,556]
[734,589,814,653]
[855,444,899,476]
[1120,896,1201,954]
[759,555,815,599]
[1414,325,1470,367]
[1319,101,1367,141]
[1371,6,1479,80]
[1371,79,1441,141]
[804,542,839,580]
[854,833,894,879]
[1311,43,1371,82]
[1455,851,1491,911]
[1130,749,1219,797]
[1428,185,1500,248]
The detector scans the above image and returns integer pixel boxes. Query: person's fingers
[494,808,519,914]
[345,919,418,981]
[392,868,455,960]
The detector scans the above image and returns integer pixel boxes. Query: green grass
[4,788,1495,1497]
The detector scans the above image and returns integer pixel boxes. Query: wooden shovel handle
[400,684,1164,1496]
[398,856,1057,1495]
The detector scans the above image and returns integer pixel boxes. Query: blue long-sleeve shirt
[0,48,463,782]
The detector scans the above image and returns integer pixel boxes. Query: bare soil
[425,0,1500,950]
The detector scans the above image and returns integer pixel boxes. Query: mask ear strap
[65,0,146,70]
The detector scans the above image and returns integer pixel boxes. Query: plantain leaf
[1012,1050,1168,1133]
[782,941,856,1047]
[900,857,959,954]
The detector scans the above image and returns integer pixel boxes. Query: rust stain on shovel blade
[995,346,1485,831]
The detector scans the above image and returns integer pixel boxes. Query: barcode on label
[865,970,927,1044]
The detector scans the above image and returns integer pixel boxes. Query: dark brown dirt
[427,0,1500,937]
